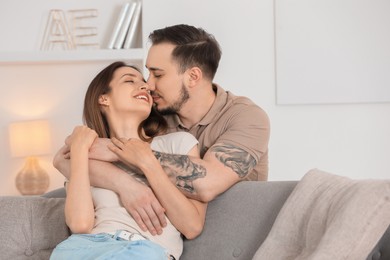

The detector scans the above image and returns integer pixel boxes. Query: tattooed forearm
[211,144,256,178]
[153,151,207,194]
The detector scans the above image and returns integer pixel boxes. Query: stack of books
[107,1,142,49]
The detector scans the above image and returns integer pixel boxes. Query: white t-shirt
[90,132,198,259]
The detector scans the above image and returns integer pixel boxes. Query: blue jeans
[50,233,169,260]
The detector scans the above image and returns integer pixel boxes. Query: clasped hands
[64,135,167,236]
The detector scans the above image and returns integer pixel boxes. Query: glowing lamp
[9,120,51,195]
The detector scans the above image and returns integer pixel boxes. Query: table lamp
[9,120,52,195]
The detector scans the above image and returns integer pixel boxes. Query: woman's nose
[139,82,151,93]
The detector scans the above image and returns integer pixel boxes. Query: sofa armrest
[367,225,390,260]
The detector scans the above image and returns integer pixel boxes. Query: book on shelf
[123,1,142,49]
[107,3,130,49]
[113,2,137,49]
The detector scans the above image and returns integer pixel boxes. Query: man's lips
[151,95,160,102]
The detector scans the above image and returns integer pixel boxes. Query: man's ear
[98,95,109,106]
[187,67,202,87]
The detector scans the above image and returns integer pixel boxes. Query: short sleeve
[217,101,270,163]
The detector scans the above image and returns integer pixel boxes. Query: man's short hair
[149,24,222,80]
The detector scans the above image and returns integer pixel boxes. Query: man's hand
[117,177,167,236]
[107,137,170,234]
[53,144,71,179]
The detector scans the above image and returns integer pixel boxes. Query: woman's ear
[98,95,109,106]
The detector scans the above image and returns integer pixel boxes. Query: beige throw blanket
[253,169,390,260]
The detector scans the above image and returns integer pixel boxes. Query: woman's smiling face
[103,66,153,120]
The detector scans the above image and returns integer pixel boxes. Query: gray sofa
[0,181,389,260]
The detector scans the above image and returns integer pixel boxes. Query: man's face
[145,43,189,115]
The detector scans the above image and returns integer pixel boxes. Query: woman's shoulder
[152,132,198,154]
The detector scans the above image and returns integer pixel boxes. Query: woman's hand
[89,138,119,162]
[108,137,155,170]
[68,126,98,150]
[65,134,118,162]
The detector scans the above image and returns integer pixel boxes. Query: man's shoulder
[230,94,258,106]
[212,86,269,123]
[223,92,267,115]
[216,85,260,108]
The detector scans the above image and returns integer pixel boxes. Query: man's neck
[178,83,216,129]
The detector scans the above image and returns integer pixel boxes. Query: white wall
[275,0,390,105]
[0,62,110,195]
[142,0,390,181]
[1,0,389,195]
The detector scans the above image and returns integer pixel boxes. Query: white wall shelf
[0,0,143,65]
[0,49,144,64]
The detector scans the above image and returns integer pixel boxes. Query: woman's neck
[107,116,143,140]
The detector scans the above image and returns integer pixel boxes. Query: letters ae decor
[41,9,99,50]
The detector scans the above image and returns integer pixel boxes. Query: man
[54,24,270,236]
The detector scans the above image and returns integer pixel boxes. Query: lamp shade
[9,120,51,157]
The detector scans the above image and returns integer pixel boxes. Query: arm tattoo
[211,144,256,178]
[154,151,206,194]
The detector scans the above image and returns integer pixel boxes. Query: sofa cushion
[181,181,297,260]
[253,169,390,260]
[0,196,70,260]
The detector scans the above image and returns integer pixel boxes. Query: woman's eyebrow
[120,73,138,78]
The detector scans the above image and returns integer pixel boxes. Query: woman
[50,62,207,260]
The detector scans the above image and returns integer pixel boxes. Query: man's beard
[157,84,189,115]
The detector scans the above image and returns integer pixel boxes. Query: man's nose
[146,76,156,91]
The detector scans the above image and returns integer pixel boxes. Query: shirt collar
[167,84,228,130]
[197,84,227,126]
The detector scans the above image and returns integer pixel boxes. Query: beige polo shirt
[164,84,270,181]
